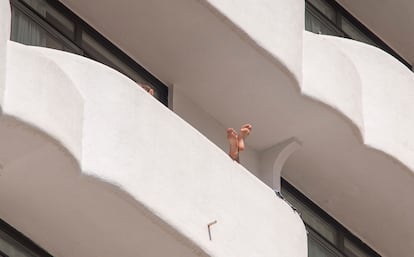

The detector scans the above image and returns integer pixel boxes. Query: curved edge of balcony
[1,42,307,257]
[199,0,305,88]
[303,31,414,172]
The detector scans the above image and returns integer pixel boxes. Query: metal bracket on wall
[207,220,217,241]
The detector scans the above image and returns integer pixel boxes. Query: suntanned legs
[227,128,239,162]
[238,124,252,151]
[227,124,252,162]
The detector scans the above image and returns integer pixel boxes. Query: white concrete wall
[303,32,363,132]
[202,0,305,85]
[2,39,307,257]
[303,32,414,172]
[4,44,83,161]
[328,36,414,171]
[301,32,414,257]
[0,0,11,105]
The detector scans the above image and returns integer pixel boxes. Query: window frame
[10,0,82,54]
[281,179,382,257]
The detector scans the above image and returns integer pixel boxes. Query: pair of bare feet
[140,84,154,96]
[227,124,252,162]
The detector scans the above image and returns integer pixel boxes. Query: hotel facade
[1,0,413,256]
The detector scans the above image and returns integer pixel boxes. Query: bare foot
[227,128,239,162]
[140,84,154,96]
[238,124,252,151]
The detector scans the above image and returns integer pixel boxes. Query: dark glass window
[0,219,52,257]
[308,231,343,257]
[10,1,80,54]
[20,0,75,39]
[341,17,375,46]
[305,0,411,69]
[10,0,168,105]
[281,179,381,257]
[305,6,342,37]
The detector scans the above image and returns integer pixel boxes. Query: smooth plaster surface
[58,0,306,150]
[53,1,414,256]
[201,0,304,84]
[5,0,414,256]
[299,32,414,257]
[0,32,307,257]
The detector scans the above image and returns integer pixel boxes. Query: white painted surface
[0,116,207,257]
[305,32,414,171]
[59,0,305,152]
[0,40,307,257]
[300,32,414,257]
[5,43,83,161]
[259,138,301,191]
[0,0,10,105]
[303,32,363,133]
[329,36,414,171]
[51,1,414,254]
[202,0,305,84]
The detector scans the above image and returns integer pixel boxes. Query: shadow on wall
[0,115,208,257]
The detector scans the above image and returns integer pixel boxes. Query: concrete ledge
[303,32,414,171]
[1,42,307,257]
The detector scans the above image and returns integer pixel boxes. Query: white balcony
[3,0,414,256]
[300,31,414,257]
[0,1,307,256]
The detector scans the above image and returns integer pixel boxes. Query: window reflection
[305,9,341,36]
[11,7,80,54]
[344,238,371,257]
[308,234,342,257]
[0,229,38,257]
[11,7,46,47]
[10,0,167,104]
[305,0,410,69]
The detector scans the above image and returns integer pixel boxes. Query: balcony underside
[55,1,414,256]
[0,37,307,256]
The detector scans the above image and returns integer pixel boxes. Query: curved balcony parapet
[303,32,364,134]
[201,0,305,86]
[1,40,307,257]
[303,31,414,172]
[4,42,84,161]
